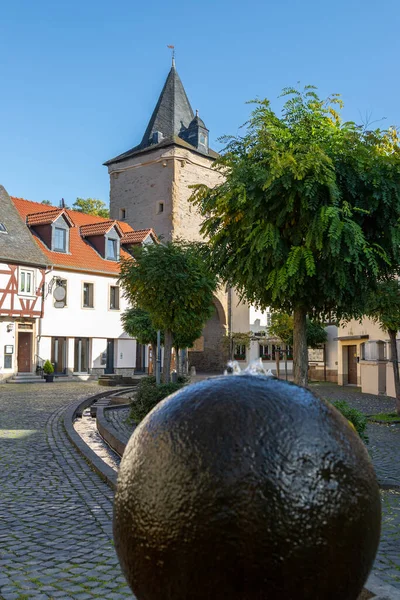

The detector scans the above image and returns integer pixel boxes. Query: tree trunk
[275,349,280,379]
[163,329,173,383]
[293,306,308,387]
[284,344,288,381]
[389,329,400,415]
[175,347,180,376]
[151,342,157,375]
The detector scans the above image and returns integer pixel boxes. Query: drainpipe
[228,287,233,361]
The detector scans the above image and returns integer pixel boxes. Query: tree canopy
[269,313,327,348]
[191,86,400,385]
[366,277,400,412]
[72,198,110,218]
[119,240,217,382]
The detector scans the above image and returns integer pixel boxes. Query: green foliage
[119,240,217,332]
[121,307,161,346]
[191,86,400,322]
[368,412,400,423]
[269,312,327,348]
[366,277,400,334]
[129,376,186,423]
[332,400,369,444]
[221,331,252,353]
[43,360,54,374]
[269,313,293,344]
[72,198,110,218]
[119,240,218,381]
[41,200,52,205]
[306,319,328,348]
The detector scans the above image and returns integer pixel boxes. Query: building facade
[0,186,48,380]
[105,60,248,372]
[3,196,156,380]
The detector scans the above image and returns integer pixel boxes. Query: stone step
[7,377,46,384]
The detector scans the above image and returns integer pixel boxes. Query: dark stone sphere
[113,375,381,600]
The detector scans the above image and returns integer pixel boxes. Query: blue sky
[1,0,399,206]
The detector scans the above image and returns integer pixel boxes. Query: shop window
[234,344,246,361]
[259,345,271,360]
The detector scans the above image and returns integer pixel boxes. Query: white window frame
[19,268,35,296]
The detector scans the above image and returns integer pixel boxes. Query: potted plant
[43,360,55,382]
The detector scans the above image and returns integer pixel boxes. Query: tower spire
[167,44,175,67]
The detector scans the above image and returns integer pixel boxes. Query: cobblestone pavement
[311,383,400,588]
[0,382,134,600]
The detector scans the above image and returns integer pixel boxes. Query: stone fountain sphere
[113,375,381,600]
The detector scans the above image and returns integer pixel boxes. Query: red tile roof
[11,197,136,276]
[120,228,157,245]
[80,220,123,238]
[26,207,74,227]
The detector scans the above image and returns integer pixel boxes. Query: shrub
[130,376,187,424]
[332,400,369,444]
[43,360,54,375]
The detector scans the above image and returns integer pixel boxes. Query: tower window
[199,133,207,146]
[157,202,164,214]
[120,208,126,220]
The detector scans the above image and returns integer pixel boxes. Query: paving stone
[0,382,135,599]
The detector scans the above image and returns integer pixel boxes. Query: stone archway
[188,297,228,373]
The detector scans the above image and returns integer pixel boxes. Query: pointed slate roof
[104,64,218,166]
[0,185,48,267]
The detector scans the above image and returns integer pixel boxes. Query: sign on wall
[5,345,14,354]
[308,348,324,363]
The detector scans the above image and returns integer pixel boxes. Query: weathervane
[167,44,175,66]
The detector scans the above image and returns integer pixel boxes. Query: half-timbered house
[5,195,156,381]
[0,186,48,379]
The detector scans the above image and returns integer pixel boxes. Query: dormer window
[54,227,67,252]
[107,237,118,260]
[199,133,207,146]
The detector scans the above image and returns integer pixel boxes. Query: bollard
[113,374,381,600]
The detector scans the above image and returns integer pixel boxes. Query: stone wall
[189,306,227,373]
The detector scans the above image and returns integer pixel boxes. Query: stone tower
[105,60,222,243]
[105,61,249,372]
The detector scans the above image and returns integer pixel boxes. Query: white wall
[0,319,17,379]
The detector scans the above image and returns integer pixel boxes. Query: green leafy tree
[41,200,52,205]
[366,277,400,414]
[119,240,217,383]
[121,307,163,375]
[191,86,400,386]
[72,198,110,218]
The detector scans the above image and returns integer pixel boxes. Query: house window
[199,133,207,146]
[157,202,164,214]
[83,283,94,308]
[54,227,67,252]
[19,269,34,295]
[107,238,118,260]
[110,286,120,310]
[0,223,7,234]
[234,344,246,360]
[4,350,12,368]
[259,345,271,360]
[120,208,126,220]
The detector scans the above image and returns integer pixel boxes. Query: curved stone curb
[63,389,122,491]
[97,404,130,458]
[366,573,400,599]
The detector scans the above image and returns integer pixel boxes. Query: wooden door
[18,332,32,372]
[348,345,358,385]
